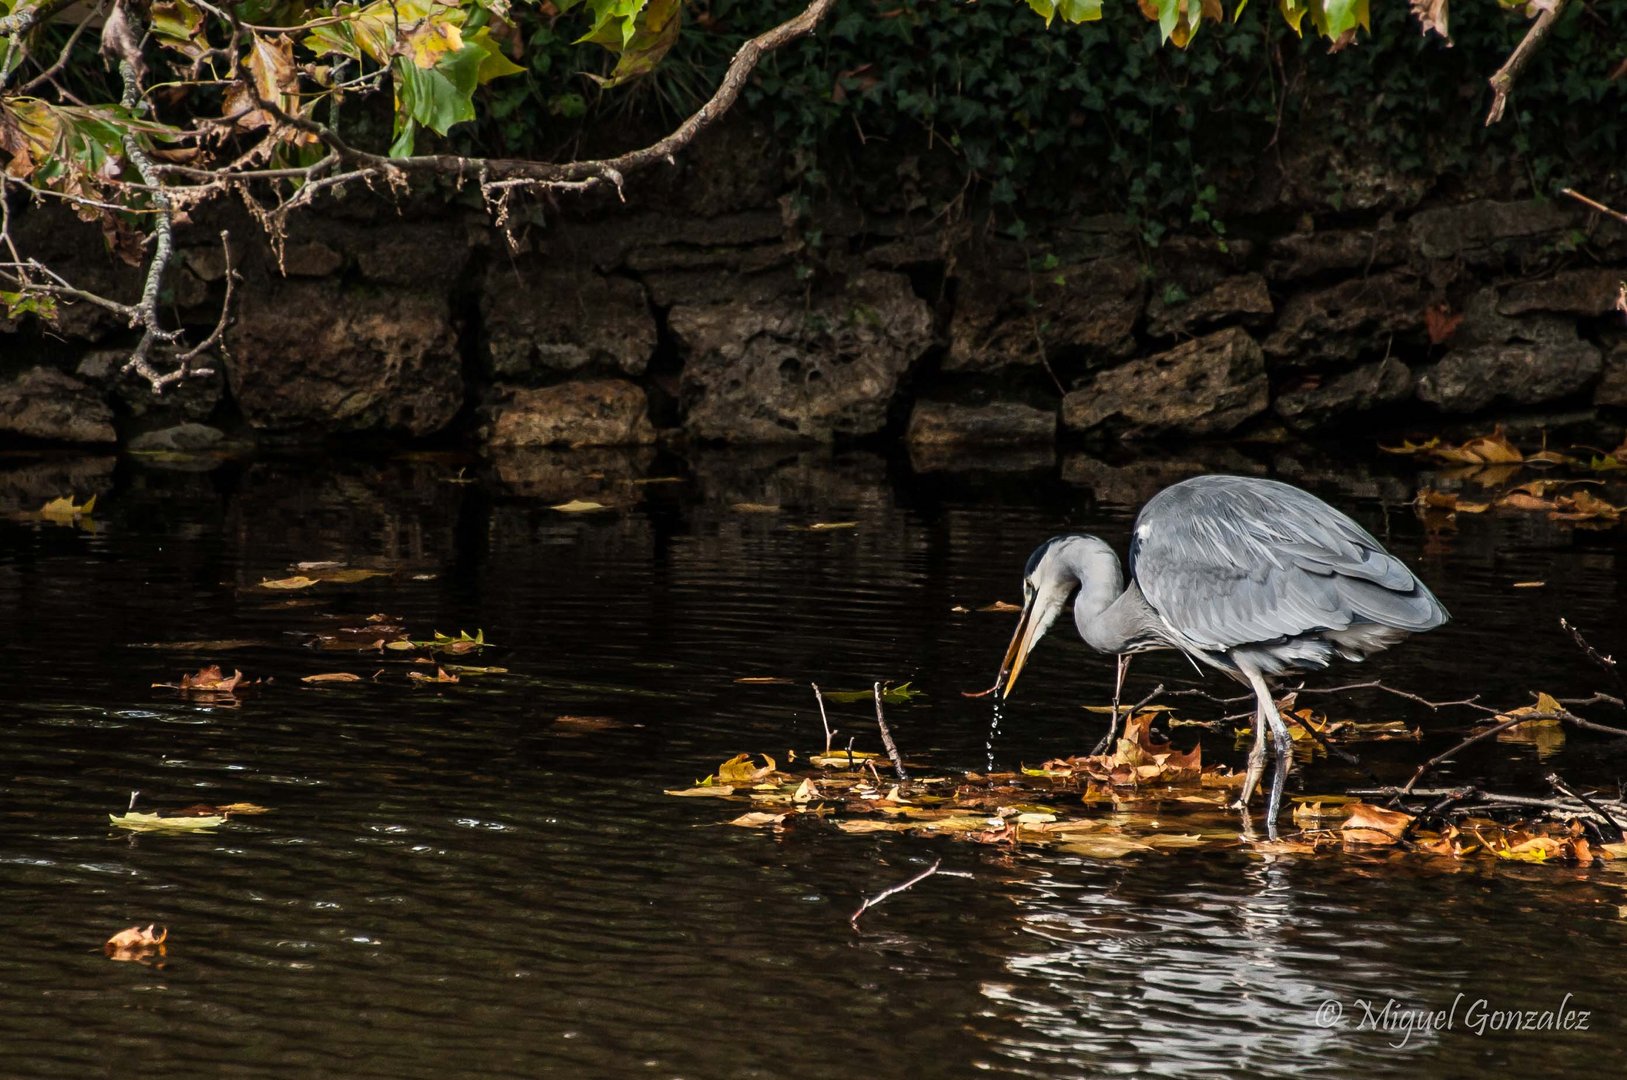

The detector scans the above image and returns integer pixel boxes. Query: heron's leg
[1092,653,1133,756]
[1232,695,1269,815]
[1242,668,1294,841]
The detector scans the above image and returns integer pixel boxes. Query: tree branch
[1486,0,1569,126]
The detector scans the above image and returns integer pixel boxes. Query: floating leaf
[39,494,96,521]
[302,672,363,683]
[1340,802,1413,845]
[551,499,611,512]
[260,575,321,590]
[105,924,167,961]
[406,667,460,684]
[110,811,226,832]
[153,665,253,695]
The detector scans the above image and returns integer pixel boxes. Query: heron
[994,474,1449,839]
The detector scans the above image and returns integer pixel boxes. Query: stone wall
[4,134,1626,455]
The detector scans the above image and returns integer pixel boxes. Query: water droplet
[985,701,1003,774]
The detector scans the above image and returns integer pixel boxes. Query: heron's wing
[1129,476,1447,651]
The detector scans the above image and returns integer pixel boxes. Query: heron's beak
[996,596,1040,699]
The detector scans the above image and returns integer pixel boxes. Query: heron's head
[997,534,1113,699]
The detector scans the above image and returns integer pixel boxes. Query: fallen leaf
[664,785,739,798]
[301,672,363,683]
[794,521,858,531]
[731,503,781,513]
[441,665,509,676]
[39,494,97,521]
[1512,581,1546,588]
[552,714,626,732]
[1424,302,1463,344]
[1340,803,1413,845]
[824,682,922,704]
[717,753,779,785]
[152,665,253,695]
[130,639,269,651]
[734,676,795,685]
[110,811,226,832]
[406,667,460,684]
[105,924,167,961]
[551,499,611,512]
[259,575,321,590]
[726,811,788,828]
[978,601,1023,613]
[809,750,880,768]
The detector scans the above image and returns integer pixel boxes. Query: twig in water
[873,682,909,785]
[1287,710,1380,783]
[811,682,837,756]
[1546,772,1625,843]
[851,859,942,928]
[1093,682,1167,755]
[1393,713,1551,799]
[1561,618,1620,689]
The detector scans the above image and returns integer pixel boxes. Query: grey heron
[994,474,1449,839]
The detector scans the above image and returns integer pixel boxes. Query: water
[3,443,1626,1079]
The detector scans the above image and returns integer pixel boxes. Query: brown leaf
[1410,0,1450,41]
[301,672,363,683]
[105,924,167,961]
[1341,802,1414,845]
[1424,302,1462,344]
[406,667,460,684]
[154,665,253,694]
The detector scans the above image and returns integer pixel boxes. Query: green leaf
[1025,0,1058,27]
[1058,0,1104,21]
[393,42,484,140]
[466,26,525,83]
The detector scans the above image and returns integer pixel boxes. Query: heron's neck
[1075,569,1163,655]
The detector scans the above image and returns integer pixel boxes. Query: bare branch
[873,682,909,785]
[851,859,942,928]
[1486,0,1569,126]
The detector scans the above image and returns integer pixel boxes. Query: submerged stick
[873,682,909,784]
[851,858,942,927]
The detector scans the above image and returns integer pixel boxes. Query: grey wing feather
[1129,475,1449,651]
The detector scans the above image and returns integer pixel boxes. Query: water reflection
[1,442,1624,1080]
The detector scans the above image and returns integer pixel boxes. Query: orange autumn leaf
[1340,802,1413,845]
[105,924,167,961]
[153,665,253,694]
[1424,302,1463,344]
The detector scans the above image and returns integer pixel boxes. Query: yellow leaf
[260,575,321,589]
[302,672,363,683]
[725,811,787,828]
[551,499,611,512]
[664,785,738,798]
[39,494,96,520]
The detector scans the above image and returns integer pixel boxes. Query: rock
[0,366,116,443]
[1263,271,1428,368]
[1499,269,1626,317]
[1145,273,1273,337]
[350,221,473,287]
[1274,359,1414,430]
[127,423,227,452]
[1266,224,1410,281]
[482,264,656,378]
[226,282,463,437]
[672,270,932,443]
[905,401,1056,445]
[1417,340,1602,413]
[1409,199,1577,263]
[482,380,656,448]
[946,256,1142,372]
[1061,327,1269,438]
[1597,344,1627,409]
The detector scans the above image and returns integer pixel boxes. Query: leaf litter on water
[669,703,1622,868]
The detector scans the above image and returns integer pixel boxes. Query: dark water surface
[4,444,1626,1080]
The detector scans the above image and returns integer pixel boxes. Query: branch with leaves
[0,0,837,391]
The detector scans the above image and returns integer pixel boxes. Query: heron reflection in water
[994,474,1449,839]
